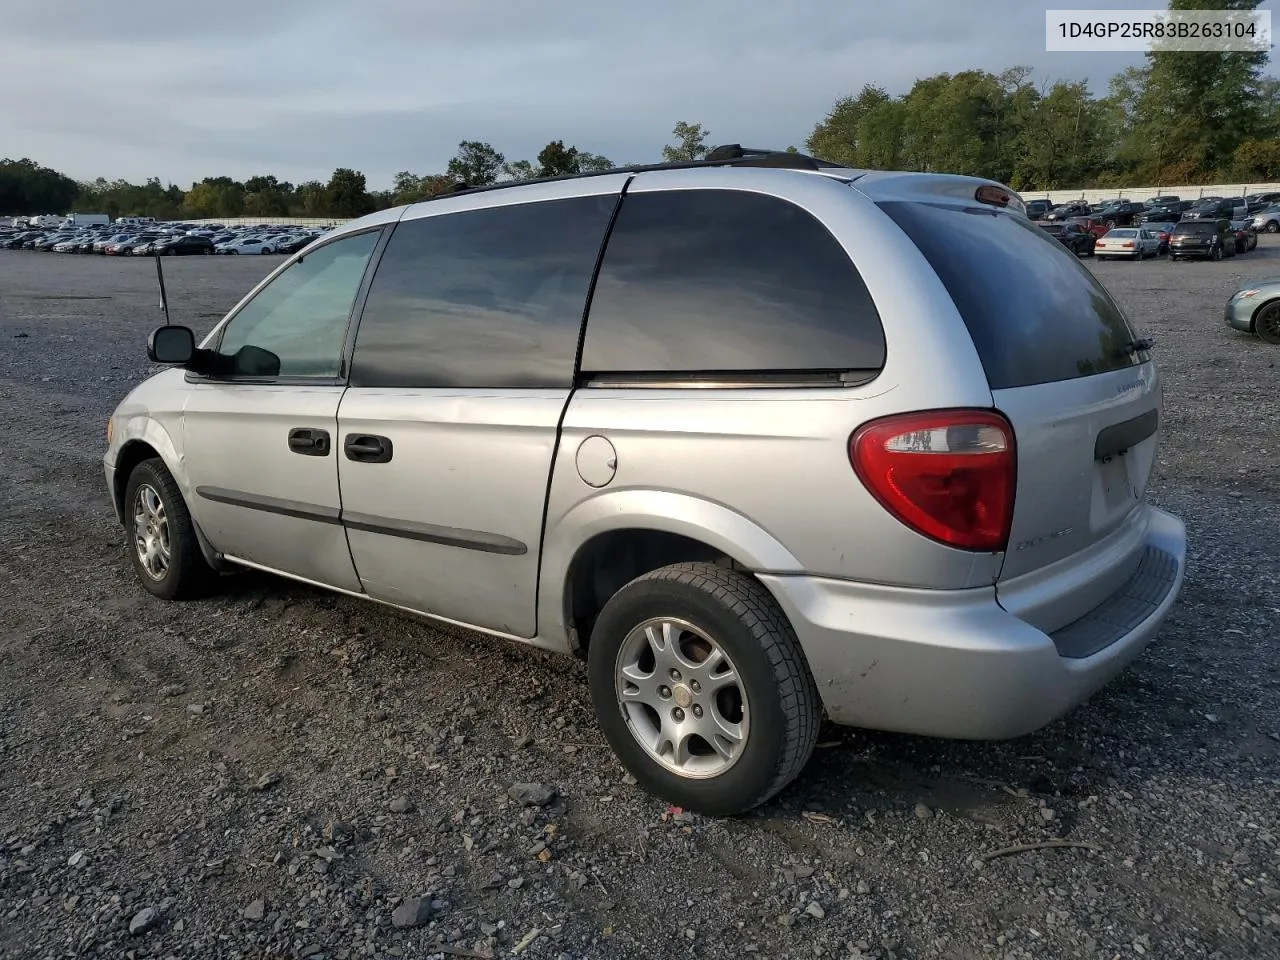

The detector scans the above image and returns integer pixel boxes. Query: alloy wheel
[613,617,750,779]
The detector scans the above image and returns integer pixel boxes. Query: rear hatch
[1171,222,1216,249]
[875,194,1157,583]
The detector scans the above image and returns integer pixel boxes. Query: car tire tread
[124,458,220,601]
[587,561,821,816]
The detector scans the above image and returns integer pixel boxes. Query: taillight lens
[850,410,1016,552]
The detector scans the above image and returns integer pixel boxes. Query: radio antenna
[154,251,171,325]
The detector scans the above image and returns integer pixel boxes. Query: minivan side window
[579,189,885,375]
[348,195,617,389]
[211,229,380,379]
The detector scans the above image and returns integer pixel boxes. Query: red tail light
[850,410,1016,552]
[1121,241,1134,248]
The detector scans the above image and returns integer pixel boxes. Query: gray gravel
[1,247,1278,960]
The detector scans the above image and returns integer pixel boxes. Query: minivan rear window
[878,201,1142,390]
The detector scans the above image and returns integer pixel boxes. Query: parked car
[1244,192,1280,214]
[1251,204,1280,234]
[1095,201,1147,228]
[1229,221,1258,254]
[1144,195,1181,207]
[154,235,216,256]
[1042,201,1091,221]
[1065,216,1110,239]
[1136,200,1191,223]
[1182,197,1248,221]
[1140,222,1177,254]
[1168,219,1235,261]
[1023,199,1053,220]
[102,153,1185,815]
[216,236,277,255]
[1095,227,1162,260]
[1224,278,1280,344]
[1036,220,1096,256]
[272,234,314,255]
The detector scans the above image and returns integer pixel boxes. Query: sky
[2,0,1275,190]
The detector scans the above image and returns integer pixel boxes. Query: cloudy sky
[3,0,1275,190]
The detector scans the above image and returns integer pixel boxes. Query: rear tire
[587,562,821,816]
[1255,302,1280,344]
[123,458,219,601]
[1267,221,1279,233]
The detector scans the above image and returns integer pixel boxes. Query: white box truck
[66,213,111,227]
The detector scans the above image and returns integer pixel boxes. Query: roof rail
[409,145,843,206]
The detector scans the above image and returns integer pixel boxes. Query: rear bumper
[760,506,1186,740]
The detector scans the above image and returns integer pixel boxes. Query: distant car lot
[0,246,1277,960]
[0,218,333,257]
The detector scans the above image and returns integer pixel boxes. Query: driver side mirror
[147,325,195,365]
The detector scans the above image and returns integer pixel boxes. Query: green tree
[446,141,504,186]
[1232,138,1280,179]
[536,140,580,176]
[0,158,80,214]
[662,121,710,162]
[806,85,894,165]
[1131,0,1269,176]
[295,181,329,216]
[391,171,424,204]
[576,152,613,173]
[325,168,373,218]
[501,159,536,181]
[242,175,293,217]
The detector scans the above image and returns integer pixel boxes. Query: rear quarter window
[579,189,885,376]
[878,201,1142,390]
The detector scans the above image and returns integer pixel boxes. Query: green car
[1224,279,1280,344]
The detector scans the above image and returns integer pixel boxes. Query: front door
[335,181,625,637]
[182,228,383,590]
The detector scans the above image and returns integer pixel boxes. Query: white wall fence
[1026,182,1280,204]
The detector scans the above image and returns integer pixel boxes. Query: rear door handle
[288,427,330,457]
[344,434,393,463]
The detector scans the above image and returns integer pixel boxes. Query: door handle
[288,427,330,457]
[344,434,393,463]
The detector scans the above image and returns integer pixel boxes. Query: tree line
[3,1,1275,220]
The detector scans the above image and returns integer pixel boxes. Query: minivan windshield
[879,202,1142,390]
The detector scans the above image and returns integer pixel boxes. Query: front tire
[587,562,820,816]
[1255,302,1280,344]
[1267,221,1279,234]
[123,458,218,600]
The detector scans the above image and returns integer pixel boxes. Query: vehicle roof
[329,147,1019,241]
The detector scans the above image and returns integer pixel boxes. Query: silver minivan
[105,147,1186,815]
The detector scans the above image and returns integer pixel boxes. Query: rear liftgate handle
[343,434,393,464]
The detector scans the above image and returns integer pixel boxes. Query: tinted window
[349,195,616,389]
[1174,221,1215,235]
[212,229,379,378]
[580,189,884,374]
[879,201,1141,391]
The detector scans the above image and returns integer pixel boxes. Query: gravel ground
[0,246,1277,960]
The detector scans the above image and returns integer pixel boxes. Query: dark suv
[1168,219,1235,261]
[1183,198,1248,221]
[1096,201,1147,227]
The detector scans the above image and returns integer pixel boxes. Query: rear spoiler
[851,172,1027,217]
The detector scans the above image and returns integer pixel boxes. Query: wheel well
[564,530,743,656]
[112,440,160,522]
